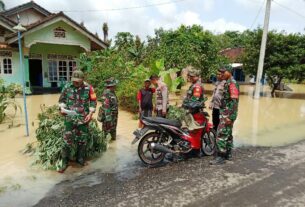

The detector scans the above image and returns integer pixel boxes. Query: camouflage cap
[105,77,118,87]
[71,70,84,82]
[218,65,233,73]
[188,67,201,77]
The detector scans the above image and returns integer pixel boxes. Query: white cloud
[3,0,303,40]
[202,0,215,11]
[177,11,202,25]
[203,18,247,33]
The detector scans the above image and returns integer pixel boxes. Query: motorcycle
[132,101,216,166]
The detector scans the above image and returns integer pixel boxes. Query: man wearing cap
[137,79,155,128]
[58,70,97,172]
[209,70,226,131]
[182,67,205,158]
[210,66,239,165]
[97,77,118,140]
[183,67,205,105]
[150,75,169,118]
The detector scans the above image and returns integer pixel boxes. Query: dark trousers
[212,108,220,131]
[156,110,166,118]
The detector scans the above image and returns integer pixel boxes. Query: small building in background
[220,47,254,84]
[0,1,108,93]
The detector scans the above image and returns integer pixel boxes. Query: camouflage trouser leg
[216,117,234,154]
[102,116,118,140]
[64,119,89,146]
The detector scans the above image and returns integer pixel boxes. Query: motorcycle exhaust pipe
[150,143,177,154]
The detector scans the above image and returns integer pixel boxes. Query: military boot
[209,152,226,165]
[58,146,70,173]
[110,131,117,141]
[76,144,86,166]
[165,153,186,162]
[225,148,233,160]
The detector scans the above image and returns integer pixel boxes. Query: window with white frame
[48,60,57,82]
[0,51,13,75]
[3,58,12,74]
[68,61,76,80]
[58,60,67,81]
[47,55,77,82]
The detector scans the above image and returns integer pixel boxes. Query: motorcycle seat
[143,117,182,128]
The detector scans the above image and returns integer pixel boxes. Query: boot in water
[76,144,86,166]
[210,153,226,165]
[225,149,233,160]
[58,146,70,173]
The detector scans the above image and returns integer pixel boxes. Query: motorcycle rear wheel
[138,132,165,166]
[201,129,216,156]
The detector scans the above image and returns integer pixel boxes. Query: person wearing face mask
[58,70,97,172]
[210,66,239,165]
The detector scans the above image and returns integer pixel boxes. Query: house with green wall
[0,1,107,92]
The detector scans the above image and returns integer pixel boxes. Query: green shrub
[0,80,22,124]
[29,105,108,171]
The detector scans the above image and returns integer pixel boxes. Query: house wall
[24,21,91,51]
[1,20,95,88]
[29,43,84,87]
[8,9,46,26]
[0,50,24,85]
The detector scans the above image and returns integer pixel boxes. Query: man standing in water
[58,70,97,172]
[209,70,226,131]
[150,75,169,118]
[97,77,119,141]
[137,79,155,128]
[210,66,239,165]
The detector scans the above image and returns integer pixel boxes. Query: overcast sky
[4,0,305,40]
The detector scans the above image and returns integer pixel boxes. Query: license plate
[131,127,149,144]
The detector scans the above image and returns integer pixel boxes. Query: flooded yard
[0,83,305,206]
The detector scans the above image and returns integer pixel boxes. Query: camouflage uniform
[97,78,118,140]
[216,77,239,154]
[184,80,205,104]
[59,82,97,145]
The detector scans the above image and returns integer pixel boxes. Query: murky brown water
[0,84,304,206]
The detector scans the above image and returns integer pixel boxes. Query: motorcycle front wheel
[201,129,217,156]
[138,132,165,166]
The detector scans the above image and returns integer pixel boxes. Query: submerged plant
[0,80,22,124]
[29,105,109,171]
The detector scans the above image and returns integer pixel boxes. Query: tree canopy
[241,29,305,93]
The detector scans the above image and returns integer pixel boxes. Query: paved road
[35,140,305,207]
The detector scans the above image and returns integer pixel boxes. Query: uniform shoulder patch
[193,85,202,97]
[89,85,97,101]
[229,83,239,99]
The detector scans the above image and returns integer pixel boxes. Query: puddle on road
[0,84,304,206]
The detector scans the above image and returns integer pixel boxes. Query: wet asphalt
[34,138,305,207]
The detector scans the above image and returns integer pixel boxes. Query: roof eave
[6,14,108,50]
[1,1,52,17]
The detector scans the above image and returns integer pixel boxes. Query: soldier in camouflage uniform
[97,78,118,141]
[58,70,97,172]
[210,66,239,165]
[183,67,205,105]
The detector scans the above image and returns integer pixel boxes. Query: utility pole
[254,0,272,99]
[13,14,29,136]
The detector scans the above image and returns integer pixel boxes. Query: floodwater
[0,84,305,206]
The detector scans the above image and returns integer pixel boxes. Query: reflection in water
[0,84,304,206]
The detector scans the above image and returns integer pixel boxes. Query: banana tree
[159,68,184,92]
